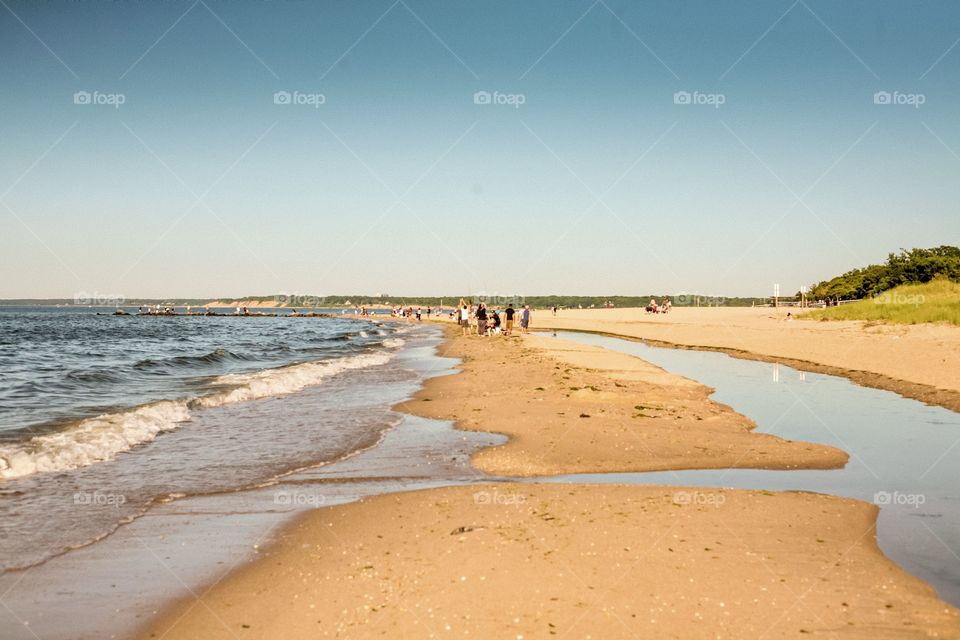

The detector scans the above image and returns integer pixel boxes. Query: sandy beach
[139,484,959,639]
[140,327,960,639]
[532,307,960,412]
[396,331,848,476]
[7,2,960,637]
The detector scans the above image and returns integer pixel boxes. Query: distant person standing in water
[520,305,531,333]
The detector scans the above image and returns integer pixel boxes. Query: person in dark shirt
[476,303,488,336]
[504,304,515,335]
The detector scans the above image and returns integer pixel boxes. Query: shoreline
[0,325,503,640]
[553,327,960,414]
[140,483,960,639]
[139,326,960,639]
[530,307,960,414]
[396,327,849,477]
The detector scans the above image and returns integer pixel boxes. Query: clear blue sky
[2,0,958,298]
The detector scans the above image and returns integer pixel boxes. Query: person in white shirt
[459,299,470,336]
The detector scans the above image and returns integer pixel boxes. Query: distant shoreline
[0,295,774,308]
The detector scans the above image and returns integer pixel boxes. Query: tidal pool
[542,330,960,605]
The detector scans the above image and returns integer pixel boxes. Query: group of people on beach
[454,299,530,336]
[138,305,178,315]
[646,297,672,314]
[389,306,436,321]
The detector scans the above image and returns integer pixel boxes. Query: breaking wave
[0,346,403,480]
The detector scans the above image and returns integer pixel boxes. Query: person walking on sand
[520,305,531,333]
[504,303,515,335]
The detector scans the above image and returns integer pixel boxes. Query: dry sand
[139,328,960,640]
[532,306,960,411]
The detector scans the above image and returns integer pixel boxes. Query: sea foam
[0,400,190,480]
[194,350,394,408]
[0,348,400,480]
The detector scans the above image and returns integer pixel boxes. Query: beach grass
[805,279,960,326]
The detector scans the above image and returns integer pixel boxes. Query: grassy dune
[806,279,960,326]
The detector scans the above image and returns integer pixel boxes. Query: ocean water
[0,307,423,570]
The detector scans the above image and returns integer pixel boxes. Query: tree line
[808,246,960,302]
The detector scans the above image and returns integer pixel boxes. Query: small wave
[64,369,122,384]
[0,348,404,481]
[382,338,405,349]
[194,351,394,408]
[0,400,191,480]
[134,349,247,370]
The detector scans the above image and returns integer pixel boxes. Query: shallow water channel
[542,330,960,605]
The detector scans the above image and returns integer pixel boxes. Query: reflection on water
[543,331,960,605]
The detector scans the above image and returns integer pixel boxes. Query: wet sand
[396,331,849,476]
[141,484,959,639]
[141,329,959,639]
